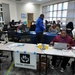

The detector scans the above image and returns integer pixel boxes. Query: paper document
[44,49,63,56]
[31,31,36,34]
[72,47,75,49]
[44,48,74,57]
[7,43,24,49]
[62,50,74,57]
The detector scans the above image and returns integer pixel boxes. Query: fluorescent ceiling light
[26,2,34,7]
[27,2,33,5]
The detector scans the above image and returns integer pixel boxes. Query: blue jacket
[35,17,46,33]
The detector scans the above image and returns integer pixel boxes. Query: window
[58,3,62,10]
[46,12,50,18]
[57,18,61,20]
[46,6,50,11]
[57,11,61,17]
[53,18,56,21]
[54,4,57,10]
[62,11,67,17]
[53,11,57,17]
[61,18,66,22]
[50,5,53,11]
[42,2,68,26]
[63,2,68,10]
[49,18,52,21]
[42,6,46,12]
[61,18,66,25]
[50,12,52,17]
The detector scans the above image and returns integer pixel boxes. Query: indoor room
[0,0,75,75]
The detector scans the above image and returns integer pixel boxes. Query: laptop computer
[50,30,57,34]
[54,42,67,50]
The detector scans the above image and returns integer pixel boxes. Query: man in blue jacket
[35,14,46,43]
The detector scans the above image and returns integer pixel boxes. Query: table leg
[11,51,13,62]
[45,55,47,75]
[39,54,41,75]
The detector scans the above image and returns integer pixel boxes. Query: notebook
[54,42,67,50]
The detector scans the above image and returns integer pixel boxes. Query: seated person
[17,24,25,40]
[31,21,36,25]
[18,20,22,24]
[10,20,15,28]
[56,20,61,28]
[48,23,60,33]
[23,21,27,25]
[53,21,56,24]
[17,24,27,32]
[50,30,75,72]
[47,21,51,25]
[45,20,48,26]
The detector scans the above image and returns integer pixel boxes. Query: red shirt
[52,35,75,46]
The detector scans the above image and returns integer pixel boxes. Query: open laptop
[50,30,57,34]
[54,42,67,50]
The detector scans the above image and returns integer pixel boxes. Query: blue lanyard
[62,38,66,43]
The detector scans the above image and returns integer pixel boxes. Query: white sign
[14,52,37,69]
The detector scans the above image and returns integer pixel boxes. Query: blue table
[30,31,57,44]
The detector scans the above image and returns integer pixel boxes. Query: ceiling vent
[15,0,21,1]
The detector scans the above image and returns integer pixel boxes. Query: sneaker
[51,65,54,69]
[60,68,64,72]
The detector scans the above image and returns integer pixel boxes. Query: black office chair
[8,29,18,42]
[66,29,73,38]
[46,25,51,32]
[20,35,31,43]
[30,25,36,31]
[0,51,9,70]
[66,22,74,38]
[0,35,9,70]
[3,24,8,31]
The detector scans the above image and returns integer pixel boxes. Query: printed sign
[20,54,30,64]
[14,52,37,69]
[21,13,26,18]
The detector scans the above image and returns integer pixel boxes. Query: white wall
[9,4,17,21]
[0,0,17,21]
[16,3,40,22]
[67,1,75,27]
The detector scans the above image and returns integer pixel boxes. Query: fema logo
[20,54,30,64]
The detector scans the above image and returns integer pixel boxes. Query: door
[27,13,34,27]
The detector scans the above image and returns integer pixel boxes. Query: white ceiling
[9,0,57,4]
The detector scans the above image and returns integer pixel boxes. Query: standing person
[35,14,46,43]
